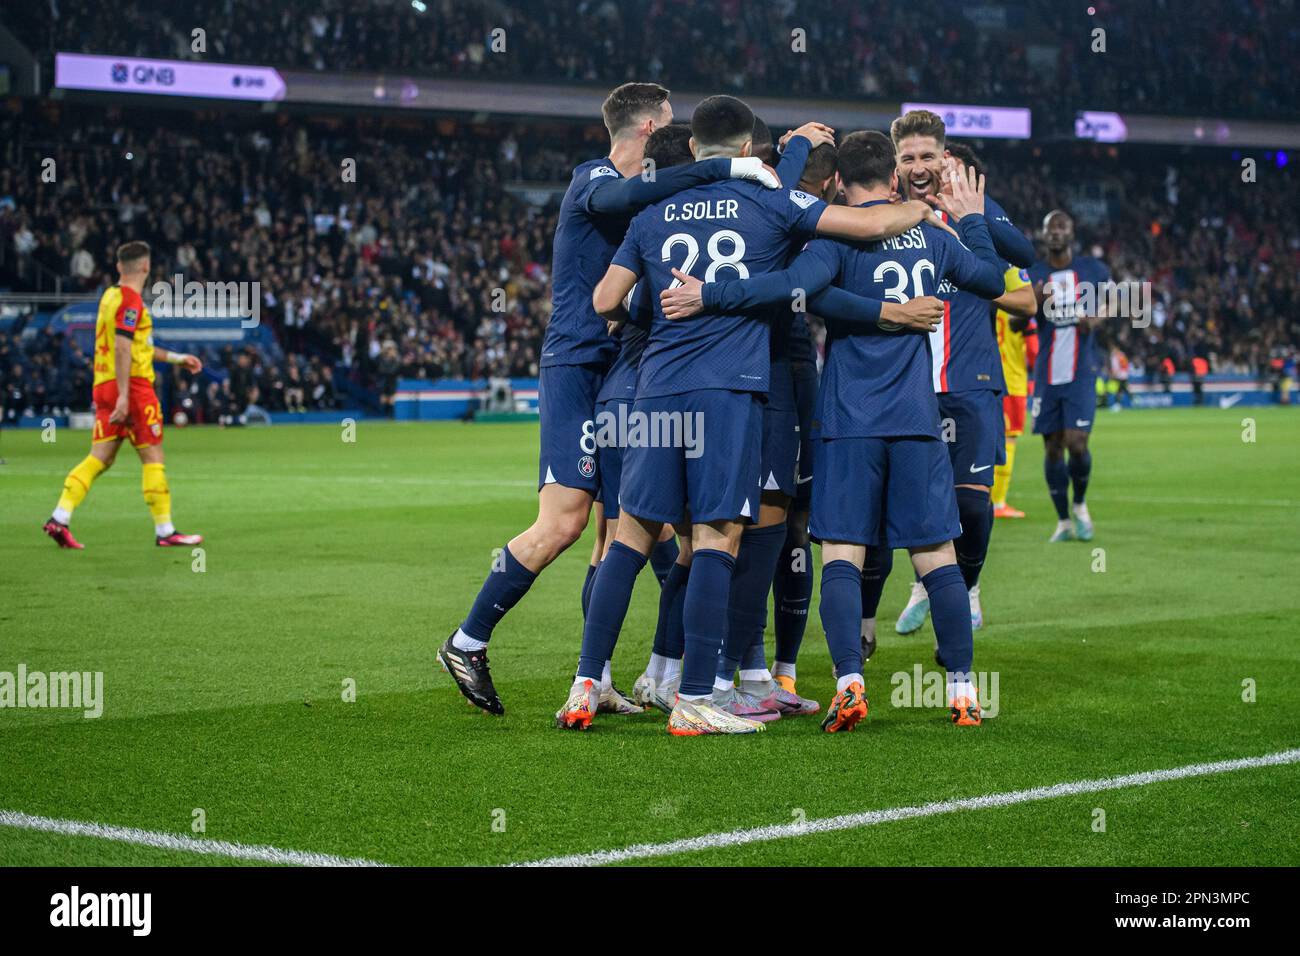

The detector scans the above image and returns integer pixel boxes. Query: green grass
[1,408,1298,866]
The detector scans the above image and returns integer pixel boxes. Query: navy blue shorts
[537,362,605,493]
[792,359,818,510]
[761,402,800,498]
[938,389,1004,487]
[619,389,763,526]
[593,398,627,519]
[1032,378,1097,435]
[810,435,961,549]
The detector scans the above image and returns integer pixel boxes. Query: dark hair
[751,115,774,163]
[116,240,150,265]
[836,131,896,190]
[945,141,985,179]
[645,123,694,170]
[601,82,671,138]
[803,143,838,186]
[691,95,754,152]
[890,109,946,148]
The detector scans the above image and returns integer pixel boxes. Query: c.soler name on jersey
[663,198,741,222]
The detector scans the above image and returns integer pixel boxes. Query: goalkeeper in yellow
[43,241,205,549]
[992,265,1036,518]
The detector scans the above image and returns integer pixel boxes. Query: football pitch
[1,408,1298,867]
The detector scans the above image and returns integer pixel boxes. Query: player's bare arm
[109,334,132,425]
[593,263,639,322]
[814,199,941,243]
[997,285,1038,320]
[155,346,203,374]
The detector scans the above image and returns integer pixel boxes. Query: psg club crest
[578,455,596,479]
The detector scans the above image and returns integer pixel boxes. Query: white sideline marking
[0,809,388,867]
[513,747,1300,867]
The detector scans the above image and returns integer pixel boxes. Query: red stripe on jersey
[1071,270,1080,377]
[940,299,952,391]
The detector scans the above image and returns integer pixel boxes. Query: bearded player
[43,241,204,550]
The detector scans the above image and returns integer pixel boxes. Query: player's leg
[45,434,122,549]
[557,511,661,729]
[135,444,202,547]
[442,364,602,715]
[586,504,643,716]
[1034,390,1073,541]
[666,390,766,735]
[949,391,999,630]
[712,494,786,723]
[647,525,679,585]
[634,522,692,711]
[910,542,980,726]
[856,543,893,665]
[993,393,1026,517]
[581,499,607,619]
[771,363,817,693]
[715,400,799,719]
[811,435,886,732]
[1065,426,1094,541]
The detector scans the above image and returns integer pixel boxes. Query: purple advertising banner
[901,102,1032,139]
[55,53,286,101]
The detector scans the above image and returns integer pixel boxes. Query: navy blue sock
[1045,455,1070,520]
[954,488,993,590]
[681,549,736,698]
[577,541,647,680]
[460,545,537,642]
[772,532,813,665]
[741,631,767,672]
[651,562,690,658]
[581,562,598,619]
[649,536,680,586]
[860,545,894,619]
[719,523,786,679]
[924,564,973,676]
[1068,449,1092,504]
[819,560,864,678]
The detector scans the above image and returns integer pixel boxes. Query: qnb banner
[901,102,1032,139]
[55,53,286,101]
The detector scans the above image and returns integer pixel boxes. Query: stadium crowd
[8,0,1298,124]
[1,98,1297,423]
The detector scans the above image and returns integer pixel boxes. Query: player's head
[601,82,672,144]
[890,109,947,202]
[800,143,839,201]
[750,116,774,164]
[690,95,754,159]
[644,123,695,170]
[944,141,985,180]
[1042,209,1074,253]
[115,240,151,283]
[835,131,895,195]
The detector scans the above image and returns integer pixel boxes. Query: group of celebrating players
[38,79,1108,737]
[439,83,1109,735]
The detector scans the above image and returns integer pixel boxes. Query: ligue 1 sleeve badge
[578,455,596,479]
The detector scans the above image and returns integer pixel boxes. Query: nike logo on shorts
[969,464,992,473]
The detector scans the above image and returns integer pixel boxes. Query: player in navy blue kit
[1024,210,1111,542]
[672,131,1004,728]
[561,97,943,734]
[439,83,785,716]
[887,116,1039,643]
[629,118,835,720]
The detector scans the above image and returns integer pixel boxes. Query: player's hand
[880,296,944,333]
[786,122,835,149]
[109,395,130,425]
[728,156,780,190]
[659,269,705,319]
[182,354,203,374]
[606,318,624,337]
[926,162,985,221]
[903,199,958,238]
